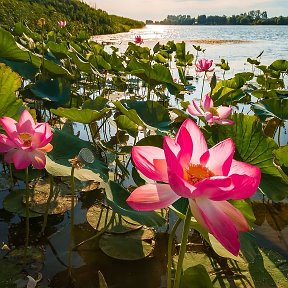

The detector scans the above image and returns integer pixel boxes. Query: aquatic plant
[187,94,234,125]
[0,22,287,287]
[57,20,67,28]
[134,35,144,44]
[195,58,214,73]
[127,119,261,255]
[0,110,53,170]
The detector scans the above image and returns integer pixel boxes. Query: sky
[84,0,288,21]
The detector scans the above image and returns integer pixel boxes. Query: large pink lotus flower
[57,20,67,28]
[195,58,214,73]
[188,94,234,125]
[127,119,261,255]
[134,35,144,44]
[0,110,53,170]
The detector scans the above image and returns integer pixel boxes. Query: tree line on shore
[0,0,144,35]
[146,10,288,25]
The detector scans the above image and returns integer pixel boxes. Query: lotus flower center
[208,107,219,116]
[184,164,214,185]
[19,133,32,146]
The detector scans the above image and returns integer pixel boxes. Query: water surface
[93,25,288,72]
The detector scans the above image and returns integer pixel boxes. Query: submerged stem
[174,208,192,288]
[41,174,54,234]
[24,167,29,264]
[68,167,75,273]
[167,217,182,288]
[73,212,115,250]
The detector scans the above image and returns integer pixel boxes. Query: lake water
[93,25,288,145]
[0,25,288,287]
[94,25,288,74]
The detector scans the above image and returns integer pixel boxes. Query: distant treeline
[146,10,288,25]
[0,0,144,35]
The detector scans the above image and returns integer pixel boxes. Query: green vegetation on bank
[0,0,144,35]
[146,10,288,25]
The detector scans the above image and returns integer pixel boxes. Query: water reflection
[50,222,168,288]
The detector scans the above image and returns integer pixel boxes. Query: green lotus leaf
[0,27,41,66]
[0,258,23,287]
[86,204,142,233]
[3,189,42,217]
[46,129,108,182]
[0,58,39,79]
[252,98,288,121]
[113,101,146,128]
[115,115,139,137]
[24,179,77,215]
[82,97,109,111]
[42,58,73,78]
[99,229,154,260]
[212,72,253,105]
[269,59,288,72]
[0,63,23,118]
[175,234,288,288]
[219,113,288,200]
[273,145,288,172]
[51,107,109,124]
[120,100,171,131]
[135,134,164,148]
[126,57,183,94]
[31,78,71,106]
[180,264,213,288]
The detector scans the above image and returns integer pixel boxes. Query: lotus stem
[167,217,182,288]
[24,167,30,264]
[9,164,13,187]
[174,208,192,288]
[68,166,75,274]
[41,174,54,234]
[200,72,206,101]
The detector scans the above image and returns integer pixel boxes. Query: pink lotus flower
[195,58,214,73]
[134,35,144,44]
[57,20,67,28]
[0,110,53,170]
[127,119,261,255]
[188,94,234,125]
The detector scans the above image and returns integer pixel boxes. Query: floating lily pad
[99,229,155,260]
[22,179,77,215]
[180,264,213,288]
[86,204,142,233]
[3,190,42,218]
